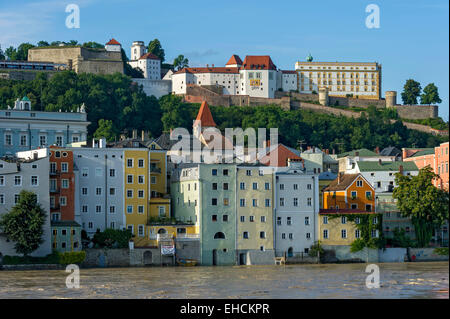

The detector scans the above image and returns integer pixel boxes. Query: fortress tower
[385,91,397,107]
[131,41,145,61]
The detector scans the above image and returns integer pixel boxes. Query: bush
[350,239,366,253]
[1,251,60,265]
[92,228,132,248]
[433,247,449,256]
[58,251,86,265]
[308,241,324,257]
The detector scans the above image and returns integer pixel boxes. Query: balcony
[50,170,60,176]
[150,166,161,174]
[176,233,200,240]
[149,233,174,241]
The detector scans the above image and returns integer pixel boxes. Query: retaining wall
[322,245,379,263]
[409,248,449,261]
[379,248,408,263]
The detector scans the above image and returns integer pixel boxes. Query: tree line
[0,71,447,151]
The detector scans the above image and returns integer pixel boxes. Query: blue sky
[1,0,448,120]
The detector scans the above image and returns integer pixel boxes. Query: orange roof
[242,56,277,70]
[226,54,243,66]
[173,67,239,75]
[106,38,121,45]
[259,144,302,167]
[139,53,160,60]
[194,101,216,127]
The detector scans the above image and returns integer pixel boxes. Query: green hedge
[58,251,86,265]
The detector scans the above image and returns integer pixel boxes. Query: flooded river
[0,262,448,299]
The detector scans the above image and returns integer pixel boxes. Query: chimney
[402,148,407,160]
[399,165,404,175]
[132,129,137,139]
[141,130,145,141]
[375,146,380,154]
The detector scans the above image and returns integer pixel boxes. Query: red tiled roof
[106,38,121,45]
[194,101,216,127]
[323,174,360,191]
[319,209,376,215]
[173,67,239,75]
[242,56,277,70]
[259,144,302,167]
[139,53,160,60]
[226,54,243,66]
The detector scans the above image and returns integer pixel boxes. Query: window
[81,187,88,195]
[61,179,68,188]
[341,216,347,224]
[109,188,115,195]
[20,135,27,146]
[240,199,245,207]
[305,216,310,225]
[293,198,298,206]
[127,175,133,184]
[151,176,156,184]
[307,198,312,206]
[351,204,358,209]
[138,205,144,214]
[356,180,363,187]
[279,198,284,206]
[243,232,249,239]
[223,183,229,190]
[249,216,254,222]
[373,216,378,224]
[289,233,293,240]
[366,191,372,200]
[279,184,284,190]
[306,232,311,239]
[265,199,271,207]
[158,206,165,217]
[240,182,245,190]
[261,216,266,223]
[39,135,47,146]
[211,198,217,206]
[265,182,270,190]
[212,169,218,176]
[287,217,292,225]
[14,176,22,186]
[323,216,328,224]
[246,170,252,176]
[260,231,266,239]
[341,229,347,238]
[138,190,144,198]
[252,182,258,190]
[109,169,116,177]
[127,190,133,198]
[240,216,245,222]
[95,205,101,213]
[223,215,228,222]
[0,176,4,186]
[96,187,102,196]
[293,184,298,190]
[212,183,218,190]
[223,169,228,176]
[351,191,357,199]
[138,159,144,168]
[138,225,145,237]
[0,194,4,204]
[366,204,372,212]
[95,168,102,177]
[127,205,133,214]
[214,232,225,239]
[223,198,229,206]
[31,176,38,186]
[252,199,258,207]
[82,168,88,177]
[127,159,133,167]
[355,229,360,238]
[61,163,68,173]
[109,206,115,214]
[4,133,12,145]
[282,233,286,239]
[371,229,378,238]
[277,217,282,225]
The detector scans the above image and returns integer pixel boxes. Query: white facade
[295,61,381,99]
[274,163,320,256]
[131,41,145,61]
[0,156,52,257]
[133,78,171,99]
[281,72,298,92]
[128,41,161,80]
[70,147,126,236]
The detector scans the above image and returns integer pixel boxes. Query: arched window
[157,228,166,234]
[214,232,225,239]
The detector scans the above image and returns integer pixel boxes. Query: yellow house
[318,210,379,245]
[124,149,150,246]
[147,224,198,247]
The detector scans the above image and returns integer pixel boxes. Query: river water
[0,262,448,299]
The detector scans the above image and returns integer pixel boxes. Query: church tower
[131,41,145,61]
[193,101,217,138]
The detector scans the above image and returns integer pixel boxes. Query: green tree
[393,166,449,247]
[0,190,47,256]
[37,41,50,47]
[82,41,104,49]
[173,54,189,70]
[121,48,144,78]
[401,79,421,105]
[0,45,5,60]
[94,119,119,142]
[147,39,165,62]
[420,83,442,105]
[4,46,17,60]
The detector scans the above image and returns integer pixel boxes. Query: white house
[105,38,122,52]
[273,161,320,257]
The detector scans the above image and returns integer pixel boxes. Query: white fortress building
[295,54,381,99]
[171,55,298,99]
[128,41,171,99]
